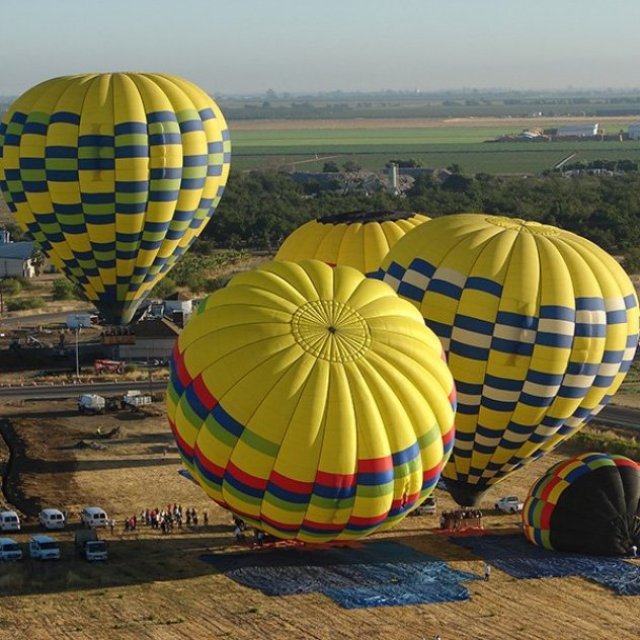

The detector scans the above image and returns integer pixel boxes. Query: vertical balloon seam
[466,228,526,486]
[441,225,514,485]
[549,237,625,448]
[488,230,546,485]
[65,76,100,301]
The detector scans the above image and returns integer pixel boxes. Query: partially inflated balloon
[0,73,231,324]
[167,260,456,543]
[523,452,640,555]
[376,214,639,505]
[276,210,429,276]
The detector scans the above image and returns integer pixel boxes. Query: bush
[52,278,78,300]
[0,278,22,296]
[6,297,45,311]
[151,277,177,300]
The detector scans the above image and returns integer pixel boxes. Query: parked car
[81,506,108,529]
[422,495,438,515]
[74,529,108,561]
[39,508,66,530]
[0,537,23,561]
[29,535,61,560]
[495,496,524,514]
[0,510,21,532]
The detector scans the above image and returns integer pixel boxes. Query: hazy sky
[2,0,639,96]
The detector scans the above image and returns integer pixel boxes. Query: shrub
[6,297,45,311]
[52,278,78,300]
[0,278,22,296]
[150,277,176,300]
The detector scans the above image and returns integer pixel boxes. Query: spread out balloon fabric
[0,73,231,324]
[275,210,429,276]
[376,214,639,506]
[167,260,456,543]
[523,453,640,555]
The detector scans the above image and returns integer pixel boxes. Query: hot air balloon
[0,73,231,324]
[376,214,639,506]
[275,210,429,276]
[167,259,456,543]
[523,452,640,555]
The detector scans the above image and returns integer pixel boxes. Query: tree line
[203,169,640,269]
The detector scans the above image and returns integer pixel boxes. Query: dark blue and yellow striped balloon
[0,73,231,324]
[376,214,639,506]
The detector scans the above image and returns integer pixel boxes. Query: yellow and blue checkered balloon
[376,214,639,506]
[0,73,231,324]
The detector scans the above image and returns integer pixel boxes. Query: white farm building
[628,123,640,140]
[556,123,599,138]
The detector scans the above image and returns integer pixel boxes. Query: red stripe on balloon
[441,428,455,447]
[192,374,218,412]
[260,512,301,533]
[539,502,554,529]
[423,461,443,483]
[172,344,192,388]
[358,456,393,473]
[193,445,225,480]
[226,460,268,491]
[269,470,314,494]
[168,418,194,459]
[613,457,639,469]
[314,470,357,489]
[348,512,388,527]
[390,491,421,510]
[539,475,563,501]
[301,519,345,532]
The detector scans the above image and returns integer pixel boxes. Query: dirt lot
[0,399,637,640]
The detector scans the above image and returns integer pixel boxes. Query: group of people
[439,508,483,531]
[122,504,209,534]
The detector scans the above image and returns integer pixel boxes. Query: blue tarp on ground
[201,541,479,608]
[449,534,640,596]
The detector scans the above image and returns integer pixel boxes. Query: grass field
[0,400,638,640]
[229,117,640,173]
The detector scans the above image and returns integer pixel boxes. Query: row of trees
[203,169,640,263]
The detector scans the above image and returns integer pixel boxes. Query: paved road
[0,379,167,400]
[590,404,639,431]
[0,309,96,329]
[0,380,637,432]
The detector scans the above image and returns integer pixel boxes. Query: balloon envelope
[523,452,640,555]
[167,260,456,543]
[0,73,231,324]
[276,210,429,276]
[376,214,639,505]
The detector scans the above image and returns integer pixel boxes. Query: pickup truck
[495,496,524,514]
[74,529,108,561]
[121,390,152,410]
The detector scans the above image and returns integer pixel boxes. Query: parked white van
[0,510,21,532]
[39,508,65,530]
[0,537,23,561]
[81,506,108,528]
[29,535,61,560]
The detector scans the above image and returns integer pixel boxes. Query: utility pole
[75,316,80,380]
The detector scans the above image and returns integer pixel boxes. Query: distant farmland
[229,117,640,174]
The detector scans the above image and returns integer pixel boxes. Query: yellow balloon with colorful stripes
[377,214,639,506]
[0,73,231,324]
[167,260,456,543]
[276,210,429,276]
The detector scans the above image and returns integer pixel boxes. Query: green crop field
[229,124,640,174]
